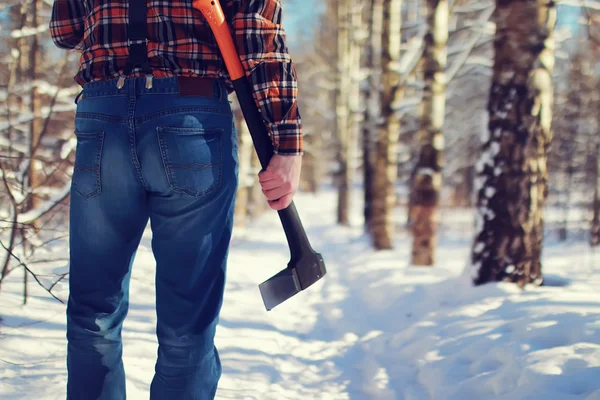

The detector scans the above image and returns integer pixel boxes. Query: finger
[263,186,289,201]
[268,196,292,211]
[268,193,293,211]
[259,179,281,191]
[262,181,293,199]
[258,170,278,183]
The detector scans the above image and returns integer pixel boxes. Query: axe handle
[193,0,313,260]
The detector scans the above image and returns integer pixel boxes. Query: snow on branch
[396,32,426,77]
[17,183,71,225]
[447,6,495,83]
[10,24,49,38]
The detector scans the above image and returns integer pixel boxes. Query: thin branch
[0,162,18,284]
[48,273,68,292]
[0,241,65,304]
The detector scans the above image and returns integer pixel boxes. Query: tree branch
[0,240,65,304]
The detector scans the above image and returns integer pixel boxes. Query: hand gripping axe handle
[192,0,326,311]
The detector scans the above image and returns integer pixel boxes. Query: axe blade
[259,268,302,311]
[259,252,327,311]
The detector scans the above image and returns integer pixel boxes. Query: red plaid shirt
[50,0,302,155]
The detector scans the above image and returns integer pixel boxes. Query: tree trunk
[591,128,600,247]
[336,0,352,225]
[363,0,384,230]
[371,0,402,249]
[25,0,42,221]
[247,149,267,220]
[234,108,252,227]
[347,0,363,221]
[14,1,30,114]
[410,0,448,266]
[300,134,319,193]
[558,165,574,241]
[471,0,556,286]
[559,63,581,242]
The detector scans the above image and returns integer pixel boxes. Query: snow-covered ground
[1,189,600,400]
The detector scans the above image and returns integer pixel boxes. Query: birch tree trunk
[471,0,556,286]
[336,0,352,225]
[345,0,363,223]
[13,1,29,114]
[371,0,402,249]
[410,0,448,265]
[363,0,384,229]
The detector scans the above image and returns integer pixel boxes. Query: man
[49,0,302,398]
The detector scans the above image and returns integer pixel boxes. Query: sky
[283,0,323,48]
[283,3,583,49]
[557,5,583,32]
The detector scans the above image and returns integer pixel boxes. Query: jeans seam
[127,86,150,191]
[136,106,231,124]
[75,113,126,124]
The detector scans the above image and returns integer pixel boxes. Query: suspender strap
[118,0,152,88]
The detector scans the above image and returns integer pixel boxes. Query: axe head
[259,251,327,311]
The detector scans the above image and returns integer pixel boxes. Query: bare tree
[0,0,78,303]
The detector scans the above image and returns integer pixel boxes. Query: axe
[192,0,327,311]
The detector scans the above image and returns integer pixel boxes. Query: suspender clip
[127,38,148,46]
[145,74,154,89]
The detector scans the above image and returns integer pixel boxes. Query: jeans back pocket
[157,127,223,197]
[72,131,104,199]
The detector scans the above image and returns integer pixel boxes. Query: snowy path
[1,190,600,399]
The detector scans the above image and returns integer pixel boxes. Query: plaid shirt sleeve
[49,0,85,50]
[229,0,302,155]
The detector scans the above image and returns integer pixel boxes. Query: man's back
[50,0,302,155]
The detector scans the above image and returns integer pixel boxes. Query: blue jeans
[67,77,238,399]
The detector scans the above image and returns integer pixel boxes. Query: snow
[1,189,600,399]
[416,167,435,176]
[485,187,496,198]
[474,242,485,254]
